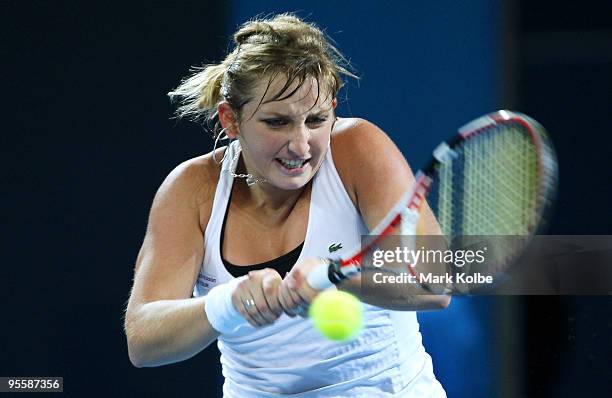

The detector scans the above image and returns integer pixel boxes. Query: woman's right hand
[231,268,284,327]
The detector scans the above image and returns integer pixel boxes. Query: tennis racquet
[307,110,558,294]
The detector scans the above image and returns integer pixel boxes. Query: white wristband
[204,276,248,335]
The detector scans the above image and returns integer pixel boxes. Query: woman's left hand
[279,257,326,317]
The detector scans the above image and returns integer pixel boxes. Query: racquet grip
[306,260,335,290]
[306,259,348,290]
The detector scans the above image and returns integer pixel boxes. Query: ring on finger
[243,297,256,310]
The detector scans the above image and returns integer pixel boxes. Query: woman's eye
[306,117,327,126]
[263,118,287,127]
[262,116,327,128]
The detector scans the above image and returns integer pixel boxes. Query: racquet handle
[306,259,360,290]
[306,261,335,290]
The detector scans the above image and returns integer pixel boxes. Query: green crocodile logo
[328,243,343,253]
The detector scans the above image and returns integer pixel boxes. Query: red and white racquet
[307,110,558,294]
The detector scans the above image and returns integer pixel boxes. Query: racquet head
[318,110,558,295]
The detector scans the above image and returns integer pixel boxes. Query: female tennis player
[125,13,450,397]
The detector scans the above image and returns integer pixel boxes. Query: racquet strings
[425,122,542,289]
[434,123,539,236]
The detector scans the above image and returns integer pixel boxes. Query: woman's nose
[287,126,311,157]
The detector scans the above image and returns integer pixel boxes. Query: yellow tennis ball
[309,290,363,341]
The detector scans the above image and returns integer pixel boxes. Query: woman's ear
[217,101,239,139]
[332,98,337,109]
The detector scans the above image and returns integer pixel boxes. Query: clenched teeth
[277,158,308,169]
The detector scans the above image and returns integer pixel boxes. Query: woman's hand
[231,268,284,327]
[279,257,326,317]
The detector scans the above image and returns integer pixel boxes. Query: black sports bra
[220,187,304,278]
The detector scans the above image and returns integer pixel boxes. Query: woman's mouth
[275,158,311,174]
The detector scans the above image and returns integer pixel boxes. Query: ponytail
[168,62,227,128]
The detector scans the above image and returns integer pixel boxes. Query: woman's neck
[230,152,306,212]
[233,178,309,218]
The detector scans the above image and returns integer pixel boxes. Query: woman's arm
[124,159,219,368]
[332,118,450,310]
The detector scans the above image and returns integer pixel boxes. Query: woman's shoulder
[331,117,394,153]
[163,150,221,196]
[330,118,414,231]
[156,149,225,230]
[331,117,402,202]
[331,116,372,135]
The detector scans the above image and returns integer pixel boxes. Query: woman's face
[233,76,336,191]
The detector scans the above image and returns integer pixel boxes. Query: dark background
[3,1,227,396]
[518,2,612,396]
[2,1,610,397]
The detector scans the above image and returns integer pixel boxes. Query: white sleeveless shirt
[193,140,446,397]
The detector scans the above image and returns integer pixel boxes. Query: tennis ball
[309,290,363,341]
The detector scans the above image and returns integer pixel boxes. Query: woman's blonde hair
[168,13,356,137]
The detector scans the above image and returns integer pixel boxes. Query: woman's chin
[268,175,311,191]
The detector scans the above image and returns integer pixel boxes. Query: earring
[212,128,231,164]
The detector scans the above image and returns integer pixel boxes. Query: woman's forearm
[339,274,451,311]
[125,296,220,367]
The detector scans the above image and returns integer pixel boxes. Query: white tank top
[193,140,446,397]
